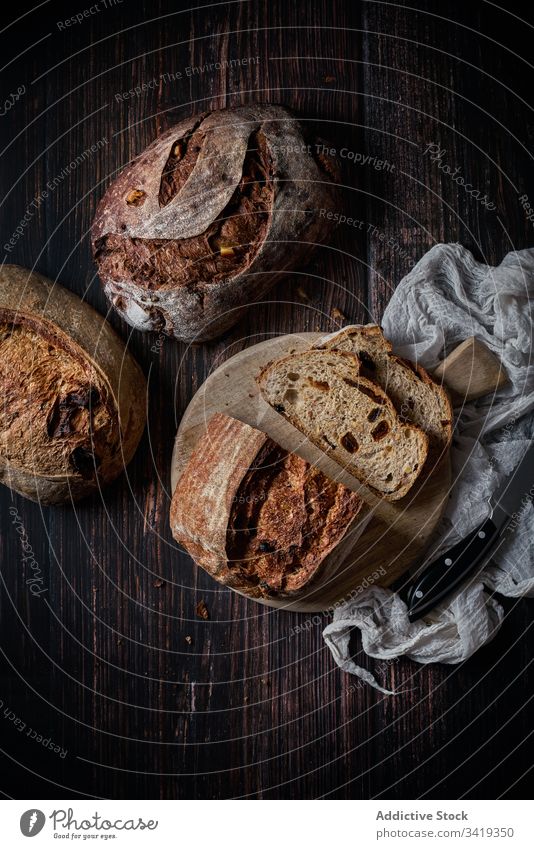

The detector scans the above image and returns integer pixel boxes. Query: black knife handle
[404,516,502,622]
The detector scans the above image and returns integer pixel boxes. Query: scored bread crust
[91,104,341,343]
[315,324,452,465]
[257,349,429,501]
[169,413,364,599]
[0,265,146,504]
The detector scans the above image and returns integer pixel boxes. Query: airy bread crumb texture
[315,325,452,467]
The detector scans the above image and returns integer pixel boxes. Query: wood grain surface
[0,0,533,800]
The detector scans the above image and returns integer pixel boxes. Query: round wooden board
[171,332,451,612]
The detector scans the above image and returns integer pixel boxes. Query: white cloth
[323,244,534,693]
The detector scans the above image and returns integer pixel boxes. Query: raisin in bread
[315,325,452,464]
[257,349,428,501]
[170,413,364,598]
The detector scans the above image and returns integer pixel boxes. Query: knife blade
[404,439,534,622]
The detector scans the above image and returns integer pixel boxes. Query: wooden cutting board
[171,332,505,612]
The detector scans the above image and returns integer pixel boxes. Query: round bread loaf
[170,413,364,599]
[91,104,341,342]
[0,265,146,504]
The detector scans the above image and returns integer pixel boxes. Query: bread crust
[91,105,341,342]
[0,265,146,503]
[170,413,364,598]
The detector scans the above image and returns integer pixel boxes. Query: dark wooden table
[1,0,533,799]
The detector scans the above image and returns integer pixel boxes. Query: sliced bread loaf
[315,325,452,464]
[170,413,364,598]
[257,349,429,500]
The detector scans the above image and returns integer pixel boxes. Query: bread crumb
[331,307,346,322]
[196,599,209,620]
[185,635,193,645]
[296,286,310,302]
[153,578,165,588]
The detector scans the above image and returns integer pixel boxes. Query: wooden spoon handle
[432,336,508,402]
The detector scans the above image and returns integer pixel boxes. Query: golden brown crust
[170,413,269,575]
[0,265,146,504]
[170,413,363,598]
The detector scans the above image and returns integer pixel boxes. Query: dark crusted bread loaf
[92,104,341,343]
[170,413,364,599]
[257,349,428,501]
[315,324,452,464]
[0,265,146,504]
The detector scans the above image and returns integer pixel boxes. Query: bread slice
[170,413,364,598]
[315,325,452,464]
[257,349,428,500]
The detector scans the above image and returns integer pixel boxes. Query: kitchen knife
[404,439,534,622]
